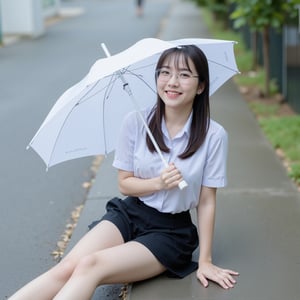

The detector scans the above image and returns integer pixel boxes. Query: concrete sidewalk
[65,0,300,299]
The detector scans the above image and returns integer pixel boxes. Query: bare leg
[53,241,166,300]
[8,221,124,300]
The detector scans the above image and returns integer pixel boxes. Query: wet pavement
[2,0,300,299]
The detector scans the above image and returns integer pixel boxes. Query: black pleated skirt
[89,196,199,278]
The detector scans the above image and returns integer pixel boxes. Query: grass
[235,70,278,94]
[248,102,280,118]
[259,116,300,184]
[201,7,300,187]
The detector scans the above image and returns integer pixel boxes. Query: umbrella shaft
[122,84,168,168]
[100,43,168,167]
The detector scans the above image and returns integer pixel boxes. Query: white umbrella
[27,38,239,188]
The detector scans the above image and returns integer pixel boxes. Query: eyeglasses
[156,68,199,83]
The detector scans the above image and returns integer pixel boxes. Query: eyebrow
[161,65,191,72]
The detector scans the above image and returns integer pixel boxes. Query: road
[0,0,172,297]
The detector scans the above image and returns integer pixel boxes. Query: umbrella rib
[102,73,119,154]
[207,59,239,73]
[47,80,105,167]
[77,80,116,104]
[124,68,157,93]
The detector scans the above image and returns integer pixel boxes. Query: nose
[167,73,179,84]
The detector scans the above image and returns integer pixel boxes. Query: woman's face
[156,54,203,112]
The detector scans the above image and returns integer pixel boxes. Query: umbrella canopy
[27,38,239,169]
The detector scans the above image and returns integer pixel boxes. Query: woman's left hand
[197,261,239,290]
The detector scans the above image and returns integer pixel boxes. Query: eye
[160,69,171,76]
[179,71,192,79]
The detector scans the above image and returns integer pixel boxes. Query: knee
[73,254,100,276]
[53,259,76,283]
[59,254,108,284]
[51,255,100,282]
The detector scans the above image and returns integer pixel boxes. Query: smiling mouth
[166,91,182,97]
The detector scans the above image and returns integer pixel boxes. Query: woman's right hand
[118,164,183,197]
[159,163,183,190]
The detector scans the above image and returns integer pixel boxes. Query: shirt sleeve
[202,125,228,188]
[112,112,137,172]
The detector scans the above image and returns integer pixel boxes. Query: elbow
[118,186,126,196]
[119,189,129,197]
[117,170,134,196]
[118,182,129,196]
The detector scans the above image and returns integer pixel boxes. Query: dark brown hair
[146,45,210,159]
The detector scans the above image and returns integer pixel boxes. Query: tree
[230,0,298,96]
[190,0,229,27]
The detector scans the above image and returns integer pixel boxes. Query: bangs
[160,50,193,72]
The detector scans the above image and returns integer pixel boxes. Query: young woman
[135,0,144,16]
[9,45,238,300]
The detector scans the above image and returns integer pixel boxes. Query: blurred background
[0,0,299,299]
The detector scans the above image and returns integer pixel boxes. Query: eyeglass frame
[156,67,199,83]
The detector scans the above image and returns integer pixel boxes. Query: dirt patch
[239,85,296,117]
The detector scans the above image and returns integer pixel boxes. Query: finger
[167,170,180,179]
[168,172,182,182]
[223,277,234,289]
[164,170,182,184]
[167,163,176,171]
[228,275,237,284]
[211,270,230,290]
[198,274,209,288]
[162,166,178,178]
[221,270,237,283]
[218,280,229,290]
[224,269,239,276]
[221,271,239,288]
[218,277,233,290]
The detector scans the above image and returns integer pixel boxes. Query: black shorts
[89,196,199,278]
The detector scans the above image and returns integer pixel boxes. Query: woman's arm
[197,186,216,264]
[196,186,239,289]
[118,163,183,197]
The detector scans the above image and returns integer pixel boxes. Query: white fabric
[113,108,228,214]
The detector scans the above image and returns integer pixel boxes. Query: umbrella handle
[101,43,188,190]
[129,102,188,190]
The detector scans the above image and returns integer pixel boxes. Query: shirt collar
[162,111,193,140]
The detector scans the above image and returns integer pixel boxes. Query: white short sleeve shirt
[113,108,228,214]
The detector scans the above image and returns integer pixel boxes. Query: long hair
[146,45,210,159]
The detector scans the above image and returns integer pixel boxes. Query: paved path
[3,0,300,299]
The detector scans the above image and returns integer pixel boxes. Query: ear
[197,83,205,95]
